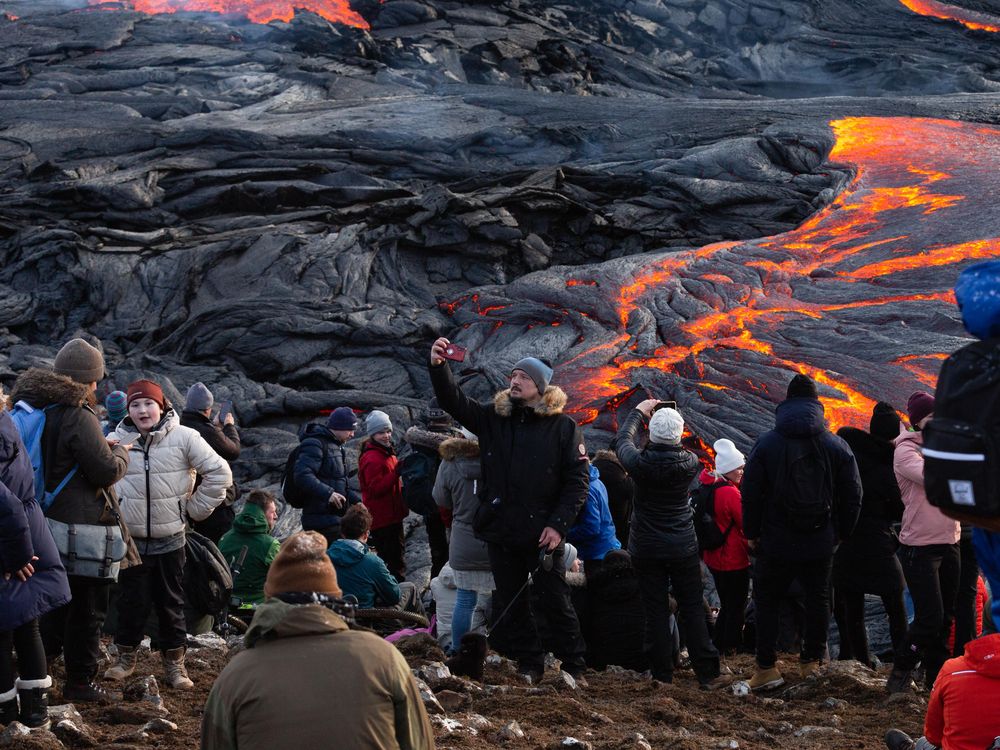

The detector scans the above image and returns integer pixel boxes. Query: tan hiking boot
[162,647,194,689]
[800,660,822,679]
[103,645,137,681]
[748,666,785,691]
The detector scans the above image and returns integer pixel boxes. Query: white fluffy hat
[713,438,746,475]
[649,407,684,444]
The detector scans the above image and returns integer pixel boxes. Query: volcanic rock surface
[1,0,999,503]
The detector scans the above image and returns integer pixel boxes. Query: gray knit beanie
[366,410,393,436]
[185,382,214,412]
[511,357,554,394]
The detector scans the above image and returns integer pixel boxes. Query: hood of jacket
[894,428,923,448]
[360,437,395,458]
[404,426,459,452]
[965,633,1000,678]
[116,409,180,444]
[439,437,480,461]
[698,467,727,487]
[244,598,349,649]
[593,449,623,468]
[775,397,826,439]
[10,368,92,408]
[327,538,367,568]
[589,463,600,483]
[232,503,271,535]
[493,385,568,418]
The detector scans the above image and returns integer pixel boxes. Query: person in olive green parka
[218,490,281,606]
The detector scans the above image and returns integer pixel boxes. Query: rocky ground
[1,632,928,750]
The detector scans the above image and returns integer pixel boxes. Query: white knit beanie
[713,438,745,475]
[649,408,683,444]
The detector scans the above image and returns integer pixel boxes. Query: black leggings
[710,567,750,655]
[0,619,47,692]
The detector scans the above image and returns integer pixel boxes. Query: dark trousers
[40,575,110,684]
[370,523,405,582]
[487,543,585,674]
[953,533,980,656]
[897,543,960,686]
[116,547,187,652]
[710,567,750,656]
[634,554,720,683]
[754,555,833,668]
[833,586,907,665]
[425,513,449,579]
[0,619,47,691]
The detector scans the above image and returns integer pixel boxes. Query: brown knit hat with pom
[264,531,342,598]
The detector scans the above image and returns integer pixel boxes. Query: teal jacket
[327,539,400,609]
[218,504,280,606]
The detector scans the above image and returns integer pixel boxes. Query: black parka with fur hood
[429,362,589,548]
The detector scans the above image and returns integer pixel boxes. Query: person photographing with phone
[428,337,589,684]
[180,383,242,544]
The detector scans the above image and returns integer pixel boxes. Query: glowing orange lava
[88,0,370,26]
[897,0,1000,32]
[445,117,1000,435]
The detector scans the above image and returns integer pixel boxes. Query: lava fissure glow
[897,0,1000,32]
[445,117,1000,432]
[88,0,370,26]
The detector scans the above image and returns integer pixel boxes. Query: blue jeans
[451,588,479,653]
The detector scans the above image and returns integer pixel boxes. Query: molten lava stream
[897,0,1000,32]
[541,117,1000,432]
[87,0,370,26]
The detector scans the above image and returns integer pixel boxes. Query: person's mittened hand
[430,337,450,366]
[538,526,561,552]
[636,398,659,417]
[329,492,346,509]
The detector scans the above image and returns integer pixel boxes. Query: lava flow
[446,117,1000,438]
[897,0,1000,32]
[87,0,370,26]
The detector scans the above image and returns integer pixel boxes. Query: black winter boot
[446,633,488,681]
[16,676,51,729]
[0,686,17,726]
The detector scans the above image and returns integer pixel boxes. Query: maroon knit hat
[127,379,166,410]
[906,392,934,427]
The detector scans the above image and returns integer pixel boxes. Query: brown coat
[202,599,434,750]
[10,368,129,527]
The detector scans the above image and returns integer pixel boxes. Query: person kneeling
[328,504,422,613]
[202,531,434,750]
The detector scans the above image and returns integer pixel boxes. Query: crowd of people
[2,262,1000,749]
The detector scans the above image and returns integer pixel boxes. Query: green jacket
[218,505,280,606]
[201,600,434,750]
[327,539,400,609]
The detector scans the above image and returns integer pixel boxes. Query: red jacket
[358,440,407,531]
[924,632,1000,749]
[699,470,750,572]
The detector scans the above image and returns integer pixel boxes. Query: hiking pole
[485,548,555,638]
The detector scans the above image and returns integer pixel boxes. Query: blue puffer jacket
[567,465,622,561]
[293,424,361,533]
[0,409,71,632]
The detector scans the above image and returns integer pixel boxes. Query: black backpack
[399,449,440,517]
[924,339,1000,518]
[184,531,233,618]
[776,436,834,532]
[691,483,732,552]
[281,438,328,509]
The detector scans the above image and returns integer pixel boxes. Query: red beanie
[127,379,165,409]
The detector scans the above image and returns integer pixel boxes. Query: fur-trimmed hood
[439,436,480,461]
[593,449,623,467]
[404,425,459,452]
[493,385,567,418]
[10,368,93,408]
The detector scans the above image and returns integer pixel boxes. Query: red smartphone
[441,343,467,362]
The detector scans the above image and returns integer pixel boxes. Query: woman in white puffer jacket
[104,379,231,690]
